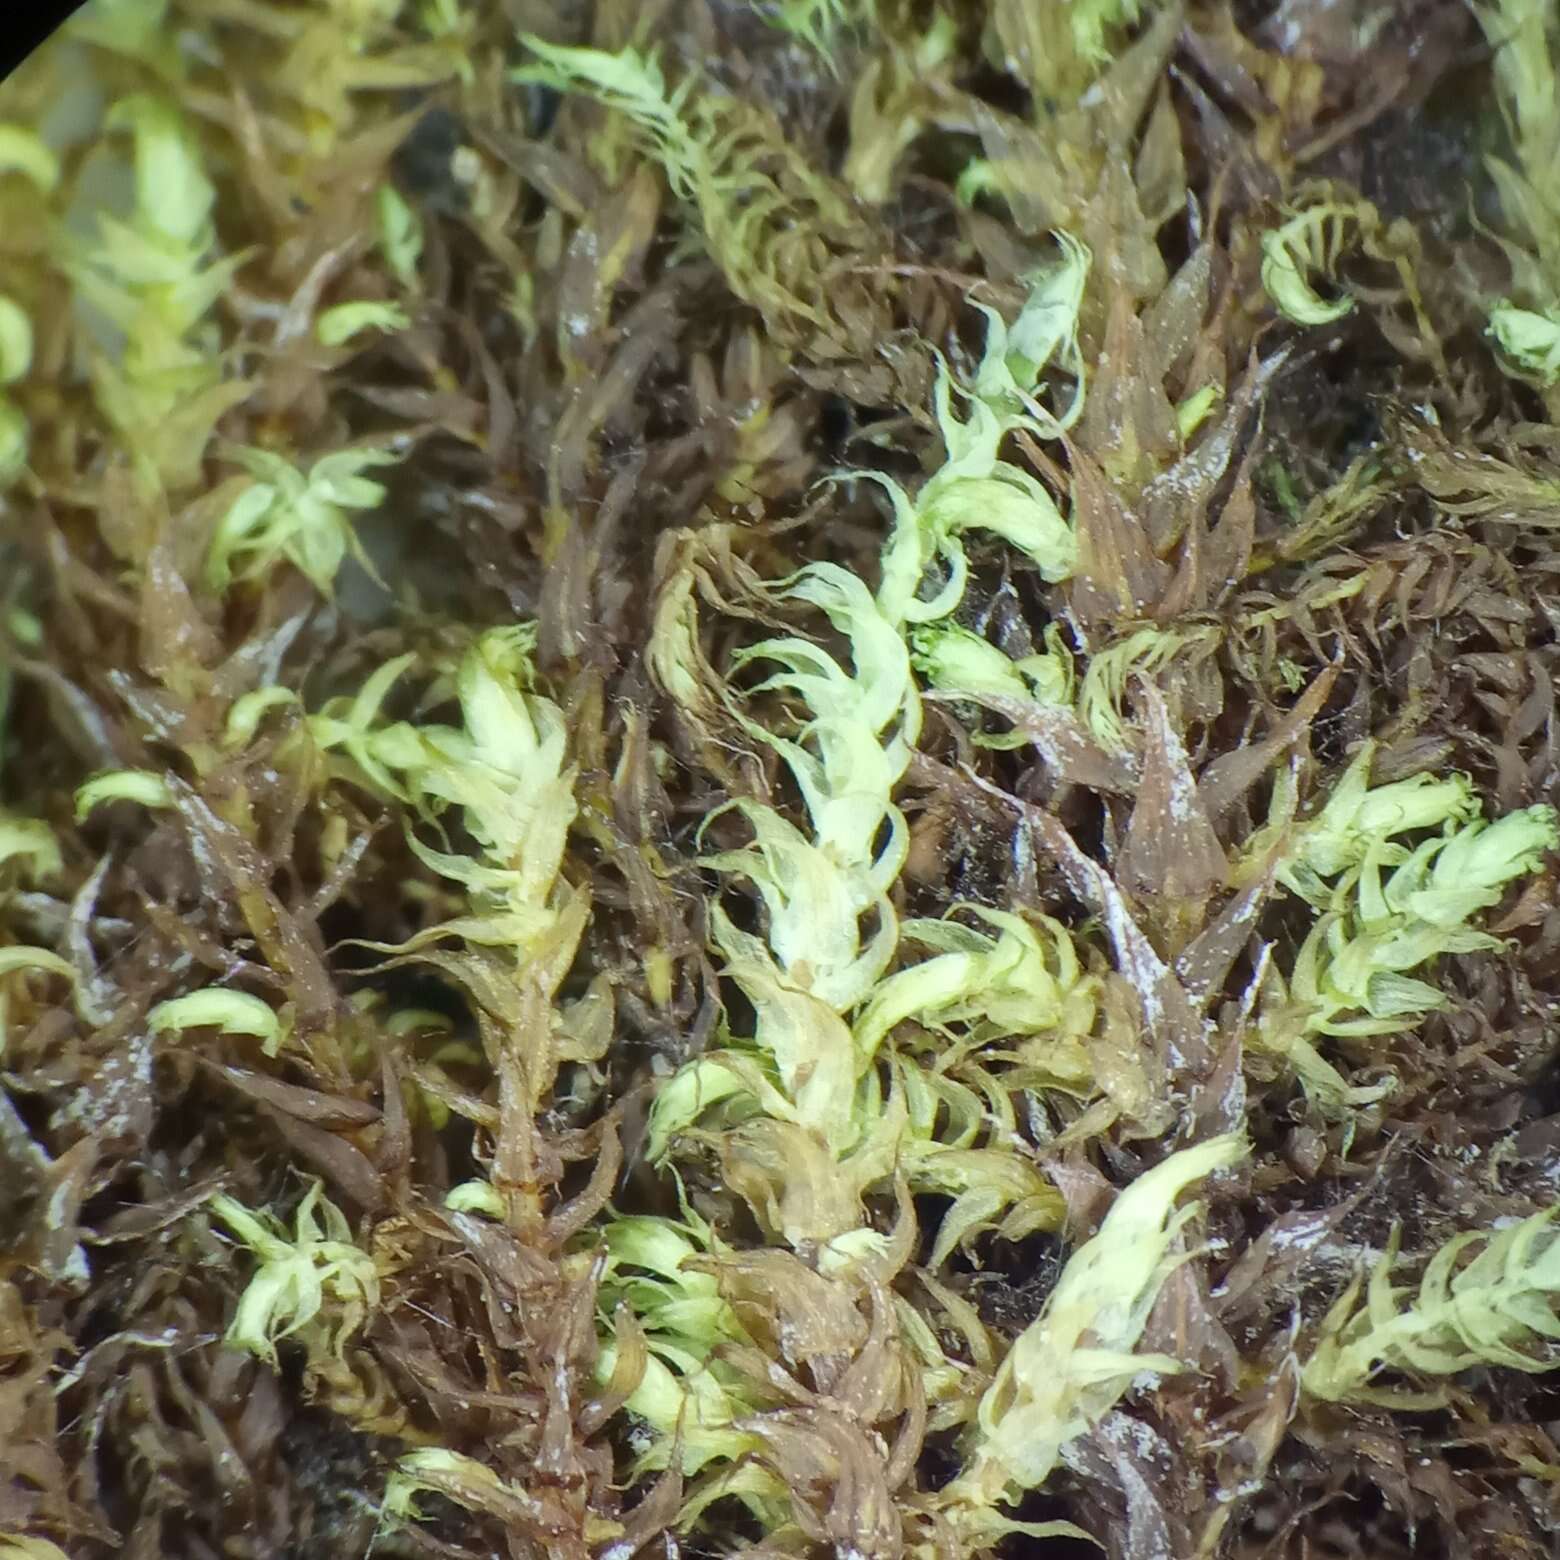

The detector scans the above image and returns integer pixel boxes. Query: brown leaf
[1067,445,1173,629]
[1141,242,1216,388]
[1195,661,1338,826]
[928,688,1137,792]
[138,543,222,691]
[87,1176,228,1244]
[738,1408,905,1560]
[1017,793,1211,1075]
[202,1060,381,1128]
[262,1109,387,1215]
[700,1248,868,1378]
[1077,288,1180,495]
[170,783,338,1035]
[1213,1198,1362,1326]
[1118,683,1229,901]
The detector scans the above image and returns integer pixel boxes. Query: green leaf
[149,990,286,1051]
[0,814,61,881]
[208,1181,377,1368]
[316,300,411,346]
[0,297,32,386]
[74,768,175,820]
[376,185,424,287]
[1304,1208,1560,1405]
[0,124,59,191]
[1261,203,1357,326]
[1490,301,1560,385]
[951,1134,1245,1510]
[207,445,399,594]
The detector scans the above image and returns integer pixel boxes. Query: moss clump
[5,3,1560,1558]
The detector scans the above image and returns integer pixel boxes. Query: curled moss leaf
[148,990,287,1052]
[842,8,958,200]
[0,297,31,386]
[107,94,213,248]
[1257,752,1556,1108]
[73,768,175,820]
[1283,805,1557,1045]
[208,1181,378,1370]
[1489,301,1560,385]
[1379,805,1559,930]
[0,814,61,882]
[309,627,580,959]
[910,621,1074,710]
[855,905,1097,1061]
[909,622,1035,701]
[1279,743,1480,896]
[382,1447,514,1524]
[0,124,59,191]
[1174,382,1223,441]
[1261,202,1359,325]
[1066,0,1146,68]
[515,39,695,181]
[700,810,899,1015]
[901,1134,1066,1268]
[376,184,423,288]
[1477,0,1560,308]
[0,1540,72,1560]
[1076,625,1218,752]
[63,94,250,489]
[596,1208,764,1475]
[867,290,1085,624]
[223,686,300,748]
[517,36,877,356]
[871,399,1075,625]
[68,0,173,65]
[644,1055,750,1164]
[315,300,411,346]
[445,1179,507,1218]
[684,564,917,1015]
[760,0,874,63]
[0,946,79,986]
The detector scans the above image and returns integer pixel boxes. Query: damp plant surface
[10,0,1560,1556]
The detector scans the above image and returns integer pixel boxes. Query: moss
[5,2,1560,1557]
